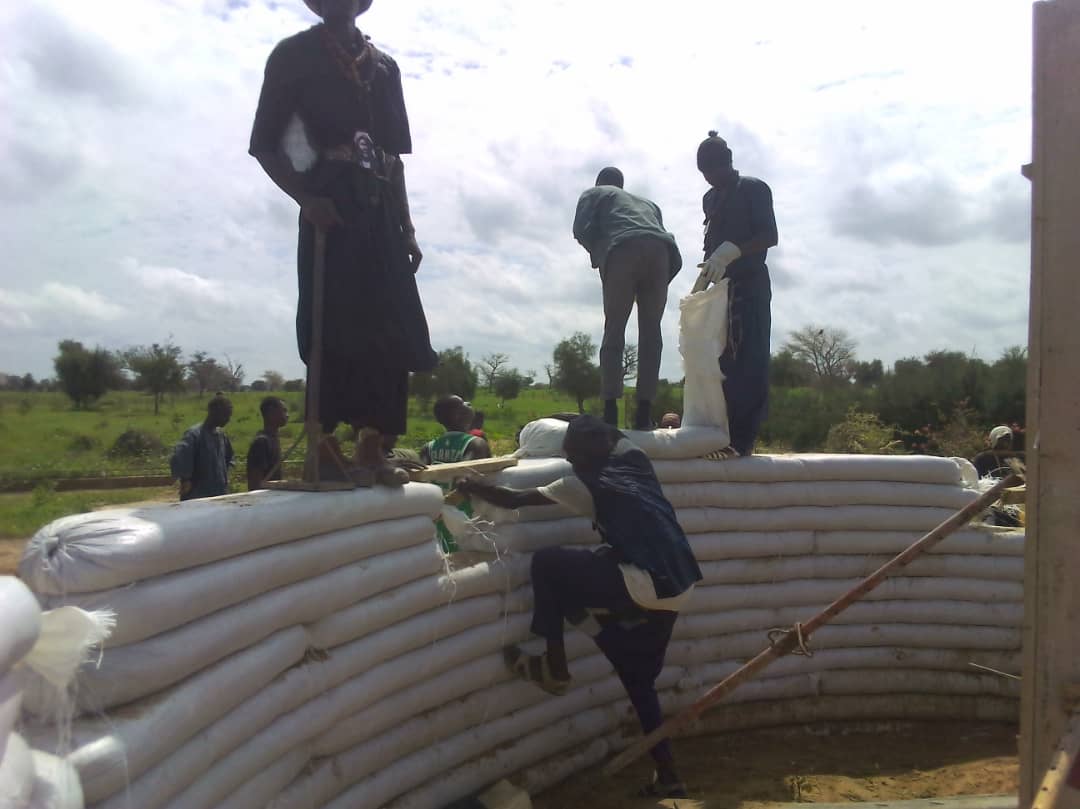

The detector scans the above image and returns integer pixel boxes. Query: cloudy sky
[0,0,1033,384]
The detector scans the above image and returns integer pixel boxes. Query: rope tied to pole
[767,622,812,656]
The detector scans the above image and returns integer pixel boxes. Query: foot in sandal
[502,645,570,696]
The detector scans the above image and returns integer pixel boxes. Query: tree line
[6,331,1026,457]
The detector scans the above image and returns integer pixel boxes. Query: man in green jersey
[421,395,492,464]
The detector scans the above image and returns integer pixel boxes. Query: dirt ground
[532,721,1018,808]
[1,536,25,575]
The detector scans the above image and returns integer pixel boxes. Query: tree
[621,344,638,383]
[783,325,857,386]
[283,378,305,392]
[480,353,510,391]
[769,348,814,388]
[20,373,35,391]
[124,341,186,415]
[263,370,286,391]
[551,332,601,413]
[493,369,531,404]
[221,355,245,392]
[187,351,228,395]
[53,340,124,409]
[409,347,479,405]
[852,359,884,387]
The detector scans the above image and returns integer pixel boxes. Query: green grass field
[0,387,593,537]
[0,388,590,481]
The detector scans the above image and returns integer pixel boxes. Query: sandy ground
[1,536,25,576]
[532,721,1018,808]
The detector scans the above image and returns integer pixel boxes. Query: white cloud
[0,0,1034,387]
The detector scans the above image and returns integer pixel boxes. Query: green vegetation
[0,486,174,539]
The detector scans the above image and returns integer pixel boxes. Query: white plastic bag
[679,279,730,429]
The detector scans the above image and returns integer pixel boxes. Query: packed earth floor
[532,721,1018,808]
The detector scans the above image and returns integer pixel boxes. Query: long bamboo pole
[1031,712,1080,809]
[602,471,1023,776]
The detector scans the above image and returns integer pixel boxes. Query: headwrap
[303,0,373,16]
[697,130,733,174]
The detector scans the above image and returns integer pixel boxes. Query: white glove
[699,241,742,284]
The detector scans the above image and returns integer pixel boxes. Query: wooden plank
[1021,0,1080,802]
[408,456,518,483]
[263,480,356,492]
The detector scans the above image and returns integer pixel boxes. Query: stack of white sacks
[13,433,1023,809]
[1,577,84,809]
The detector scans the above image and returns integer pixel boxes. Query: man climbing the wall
[696,132,778,458]
[455,415,701,799]
[573,167,682,430]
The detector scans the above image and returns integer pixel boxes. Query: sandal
[701,445,741,461]
[502,645,570,696]
[637,771,689,799]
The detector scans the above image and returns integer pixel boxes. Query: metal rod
[601,472,1023,776]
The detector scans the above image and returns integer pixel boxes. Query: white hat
[988,425,1012,447]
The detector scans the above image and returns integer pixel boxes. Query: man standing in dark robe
[249,0,436,486]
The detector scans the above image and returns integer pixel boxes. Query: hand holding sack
[699,240,742,284]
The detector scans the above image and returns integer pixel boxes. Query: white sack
[679,279,730,429]
[514,418,732,462]
[310,555,530,649]
[0,732,33,809]
[662,480,978,510]
[498,453,974,487]
[652,453,973,485]
[217,748,310,809]
[677,505,962,534]
[48,515,436,647]
[0,672,21,746]
[19,483,444,595]
[517,739,610,801]
[697,553,1023,585]
[40,542,443,715]
[26,751,83,809]
[0,577,41,673]
[683,576,1022,614]
[42,627,308,805]
[671,621,1020,656]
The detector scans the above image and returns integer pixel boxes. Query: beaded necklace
[319,23,376,91]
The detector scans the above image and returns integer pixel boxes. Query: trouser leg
[594,610,678,766]
[720,288,772,455]
[528,546,635,641]
[634,240,670,403]
[600,249,638,402]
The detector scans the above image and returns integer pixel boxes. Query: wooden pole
[1021,1,1080,802]
[1030,713,1080,809]
[602,472,1022,776]
[303,229,328,484]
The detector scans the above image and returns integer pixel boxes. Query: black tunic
[250,26,436,434]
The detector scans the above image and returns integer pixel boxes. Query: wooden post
[1020,0,1080,804]
[303,229,328,484]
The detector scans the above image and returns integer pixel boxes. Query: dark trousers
[530,546,678,766]
[720,286,771,455]
[600,237,671,402]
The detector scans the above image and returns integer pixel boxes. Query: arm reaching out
[454,476,555,509]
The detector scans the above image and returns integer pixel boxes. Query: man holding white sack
[697,131,779,458]
[456,416,702,799]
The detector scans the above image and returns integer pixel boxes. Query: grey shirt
[573,185,682,278]
[170,423,234,501]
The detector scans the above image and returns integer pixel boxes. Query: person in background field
[247,397,289,490]
[468,409,486,439]
[660,412,681,429]
[420,395,492,464]
[248,0,437,487]
[573,167,683,430]
[170,394,235,501]
[455,416,702,800]
[697,131,778,459]
[972,425,1025,479]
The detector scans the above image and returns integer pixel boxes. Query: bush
[68,434,99,452]
[108,429,165,459]
[824,407,903,454]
